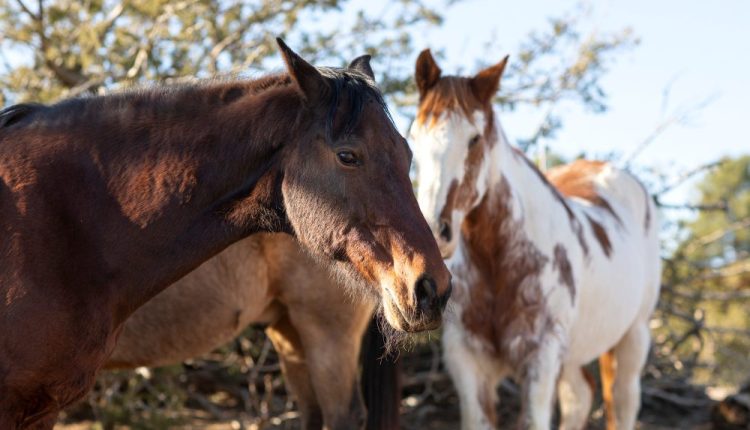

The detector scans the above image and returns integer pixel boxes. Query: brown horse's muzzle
[378,251,452,332]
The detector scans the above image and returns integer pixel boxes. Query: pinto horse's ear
[276,37,327,105]
[415,49,442,99]
[348,55,375,81]
[470,55,509,105]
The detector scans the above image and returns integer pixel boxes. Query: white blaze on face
[410,110,486,256]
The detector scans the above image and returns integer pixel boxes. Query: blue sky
[383,0,749,207]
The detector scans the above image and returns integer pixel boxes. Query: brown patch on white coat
[547,159,624,226]
[547,159,627,258]
[586,214,613,257]
[512,148,592,259]
[460,176,552,367]
[553,243,576,302]
[416,49,501,136]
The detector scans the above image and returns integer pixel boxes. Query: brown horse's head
[275,40,451,332]
[409,48,509,258]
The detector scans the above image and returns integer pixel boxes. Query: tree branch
[14,0,40,20]
[623,93,718,168]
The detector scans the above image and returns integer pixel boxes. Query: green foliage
[0,0,445,105]
[0,0,637,147]
[655,156,750,386]
[690,156,750,263]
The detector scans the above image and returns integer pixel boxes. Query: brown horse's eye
[469,135,481,147]
[337,150,360,167]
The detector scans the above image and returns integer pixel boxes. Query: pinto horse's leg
[599,350,618,430]
[612,320,650,430]
[443,324,499,430]
[557,364,594,430]
[521,336,565,430]
[266,313,324,430]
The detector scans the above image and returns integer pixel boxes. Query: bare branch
[684,217,750,253]
[622,93,718,168]
[667,285,750,301]
[642,386,714,408]
[655,200,728,212]
[655,160,725,196]
[14,0,39,20]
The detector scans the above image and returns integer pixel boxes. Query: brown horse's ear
[415,49,442,99]
[349,55,375,81]
[470,55,509,105]
[276,37,327,105]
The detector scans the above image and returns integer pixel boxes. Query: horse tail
[361,317,401,430]
[599,350,617,430]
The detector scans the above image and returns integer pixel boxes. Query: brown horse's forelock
[317,67,394,138]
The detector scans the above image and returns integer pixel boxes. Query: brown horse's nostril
[415,275,438,313]
[439,219,452,242]
[439,280,453,310]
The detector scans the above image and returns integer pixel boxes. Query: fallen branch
[642,385,714,409]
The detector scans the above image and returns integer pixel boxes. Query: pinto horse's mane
[0,67,392,138]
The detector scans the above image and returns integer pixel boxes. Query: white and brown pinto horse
[409,50,661,429]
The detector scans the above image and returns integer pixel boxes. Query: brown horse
[99,233,380,430]
[0,39,450,429]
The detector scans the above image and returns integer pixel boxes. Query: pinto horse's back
[547,159,660,273]
[548,160,654,236]
[548,159,661,428]
[547,159,661,351]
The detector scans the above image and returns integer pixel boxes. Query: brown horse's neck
[1,77,304,322]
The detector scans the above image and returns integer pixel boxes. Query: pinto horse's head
[409,49,509,258]
[275,40,451,332]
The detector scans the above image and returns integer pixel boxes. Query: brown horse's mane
[0,67,392,139]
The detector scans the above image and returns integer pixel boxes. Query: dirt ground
[55,378,717,430]
[53,335,724,430]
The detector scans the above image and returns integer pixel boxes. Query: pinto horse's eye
[337,150,361,167]
[469,135,481,147]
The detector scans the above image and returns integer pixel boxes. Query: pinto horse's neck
[3,79,301,322]
[455,116,586,360]
[463,119,574,255]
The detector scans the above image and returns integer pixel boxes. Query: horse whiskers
[375,310,414,357]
